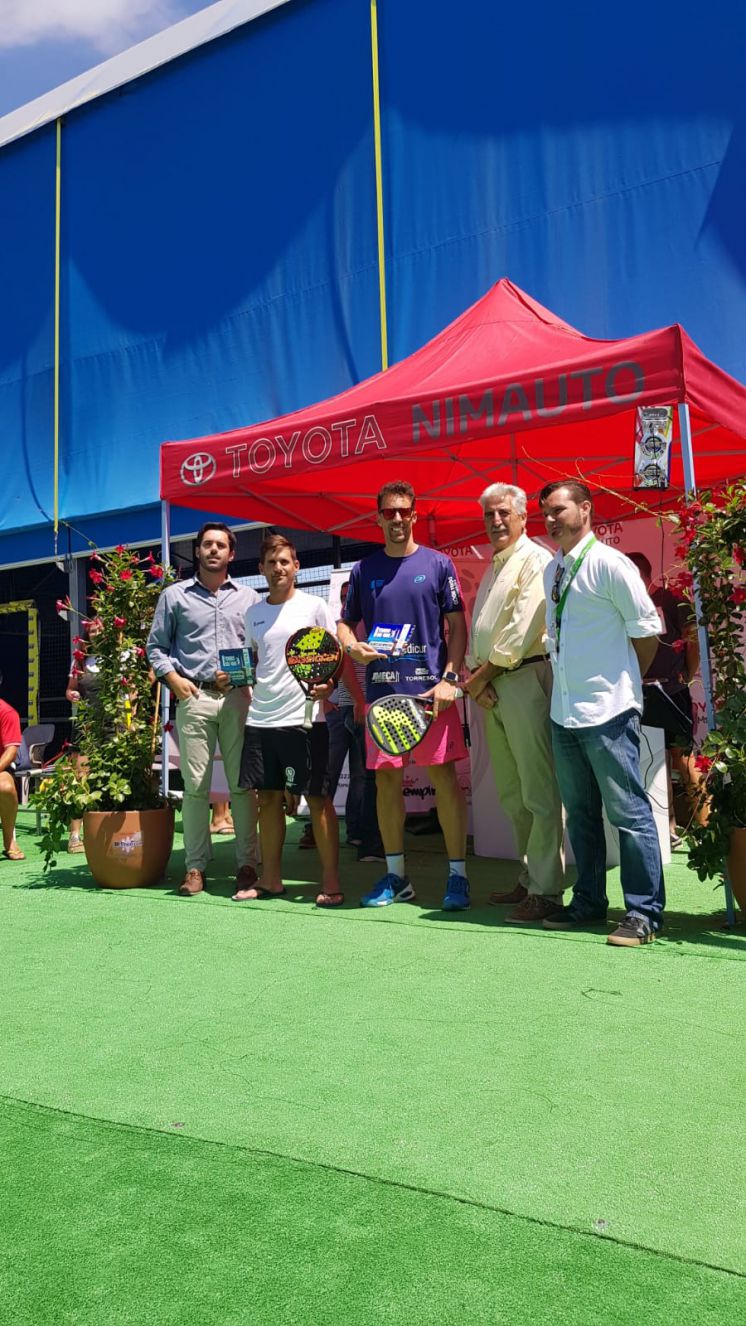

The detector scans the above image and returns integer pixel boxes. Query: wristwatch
[441,670,460,684]
[345,644,354,655]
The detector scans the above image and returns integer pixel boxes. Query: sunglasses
[379,506,414,521]
[551,563,565,604]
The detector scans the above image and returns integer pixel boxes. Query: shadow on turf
[417,903,745,951]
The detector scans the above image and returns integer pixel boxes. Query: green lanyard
[554,535,596,645]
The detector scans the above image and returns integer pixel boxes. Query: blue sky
[0,1,214,119]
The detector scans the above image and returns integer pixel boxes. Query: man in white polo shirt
[538,481,664,946]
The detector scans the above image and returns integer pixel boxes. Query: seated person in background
[233,533,343,908]
[0,676,24,861]
[627,552,706,847]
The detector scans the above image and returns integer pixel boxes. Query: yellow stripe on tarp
[370,0,388,370]
[53,118,62,541]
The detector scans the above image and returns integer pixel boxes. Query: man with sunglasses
[539,481,664,946]
[463,483,565,923]
[338,481,470,910]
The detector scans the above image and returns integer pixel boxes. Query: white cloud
[0,1,191,56]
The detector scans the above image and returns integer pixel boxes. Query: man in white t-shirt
[230,534,343,907]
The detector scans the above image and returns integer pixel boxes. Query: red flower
[694,755,713,774]
[733,545,745,566]
[90,551,103,562]
[113,615,127,628]
[120,677,130,687]
[72,649,86,663]
[106,584,116,593]
[55,596,72,617]
[72,635,84,646]
[89,569,104,585]
[732,587,746,606]
[671,638,687,654]
[135,646,146,658]
[120,569,133,581]
[150,564,164,580]
[146,551,155,564]
[115,544,126,554]
[163,721,174,733]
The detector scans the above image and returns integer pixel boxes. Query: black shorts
[239,724,331,797]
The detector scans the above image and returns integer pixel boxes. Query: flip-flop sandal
[3,846,25,861]
[232,885,287,901]
[316,892,344,908]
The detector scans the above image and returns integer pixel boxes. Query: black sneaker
[607,914,655,947]
[542,906,608,931]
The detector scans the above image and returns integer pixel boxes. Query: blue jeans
[551,709,665,928]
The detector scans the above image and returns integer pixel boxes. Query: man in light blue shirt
[148,523,259,896]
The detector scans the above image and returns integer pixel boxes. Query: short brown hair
[259,533,298,563]
[377,480,416,510]
[538,480,593,510]
[195,522,236,554]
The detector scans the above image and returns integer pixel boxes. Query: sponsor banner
[634,406,673,489]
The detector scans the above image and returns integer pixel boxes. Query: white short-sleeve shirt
[544,533,661,728]
[245,590,338,728]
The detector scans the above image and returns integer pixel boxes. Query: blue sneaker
[360,873,415,907]
[442,873,470,911]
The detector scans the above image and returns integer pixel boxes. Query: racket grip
[303,696,314,730]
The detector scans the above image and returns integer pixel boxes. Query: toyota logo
[180,452,217,486]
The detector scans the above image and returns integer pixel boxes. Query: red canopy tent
[160,279,746,545]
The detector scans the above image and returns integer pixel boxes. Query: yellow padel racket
[366,690,463,756]
[285,627,343,729]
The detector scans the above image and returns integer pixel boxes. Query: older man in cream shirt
[464,483,565,922]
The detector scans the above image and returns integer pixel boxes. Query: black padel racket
[285,627,343,729]
[367,690,463,756]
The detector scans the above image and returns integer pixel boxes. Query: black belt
[512,655,547,671]
[185,678,224,694]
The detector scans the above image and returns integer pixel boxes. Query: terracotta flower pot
[83,806,175,889]
[726,827,746,914]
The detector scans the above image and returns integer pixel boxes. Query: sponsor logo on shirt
[285,766,296,784]
[414,574,426,583]
[371,670,400,684]
[369,579,385,590]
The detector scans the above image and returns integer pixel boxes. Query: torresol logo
[180,452,217,486]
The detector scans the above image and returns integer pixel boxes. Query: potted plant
[34,546,176,886]
[670,480,746,911]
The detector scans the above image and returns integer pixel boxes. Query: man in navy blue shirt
[338,481,470,910]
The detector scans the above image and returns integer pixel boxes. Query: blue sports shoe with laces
[442,873,470,911]
[360,873,416,907]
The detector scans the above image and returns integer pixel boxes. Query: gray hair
[478,483,527,517]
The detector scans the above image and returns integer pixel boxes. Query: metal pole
[159,501,171,799]
[677,403,735,927]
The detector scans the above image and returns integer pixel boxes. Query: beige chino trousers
[483,660,565,897]
[175,688,257,874]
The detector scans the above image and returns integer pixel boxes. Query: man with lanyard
[147,523,259,897]
[233,534,343,908]
[0,678,24,861]
[463,483,565,922]
[338,480,470,910]
[538,481,664,946]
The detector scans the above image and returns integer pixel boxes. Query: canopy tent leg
[678,403,736,928]
[159,501,171,800]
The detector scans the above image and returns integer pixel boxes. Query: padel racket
[285,627,343,729]
[367,690,463,756]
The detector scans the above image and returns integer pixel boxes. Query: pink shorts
[365,702,467,770]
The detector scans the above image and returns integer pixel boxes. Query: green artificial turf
[1,810,744,1322]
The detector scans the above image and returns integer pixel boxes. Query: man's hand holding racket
[417,678,461,719]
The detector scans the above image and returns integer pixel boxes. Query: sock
[449,859,467,879]
[385,853,406,880]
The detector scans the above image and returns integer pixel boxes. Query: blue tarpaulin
[2,0,745,566]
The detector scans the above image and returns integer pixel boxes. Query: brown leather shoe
[504,893,563,924]
[179,869,205,896]
[234,864,258,892]
[488,883,528,907]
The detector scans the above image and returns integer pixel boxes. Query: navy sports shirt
[342,545,464,701]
